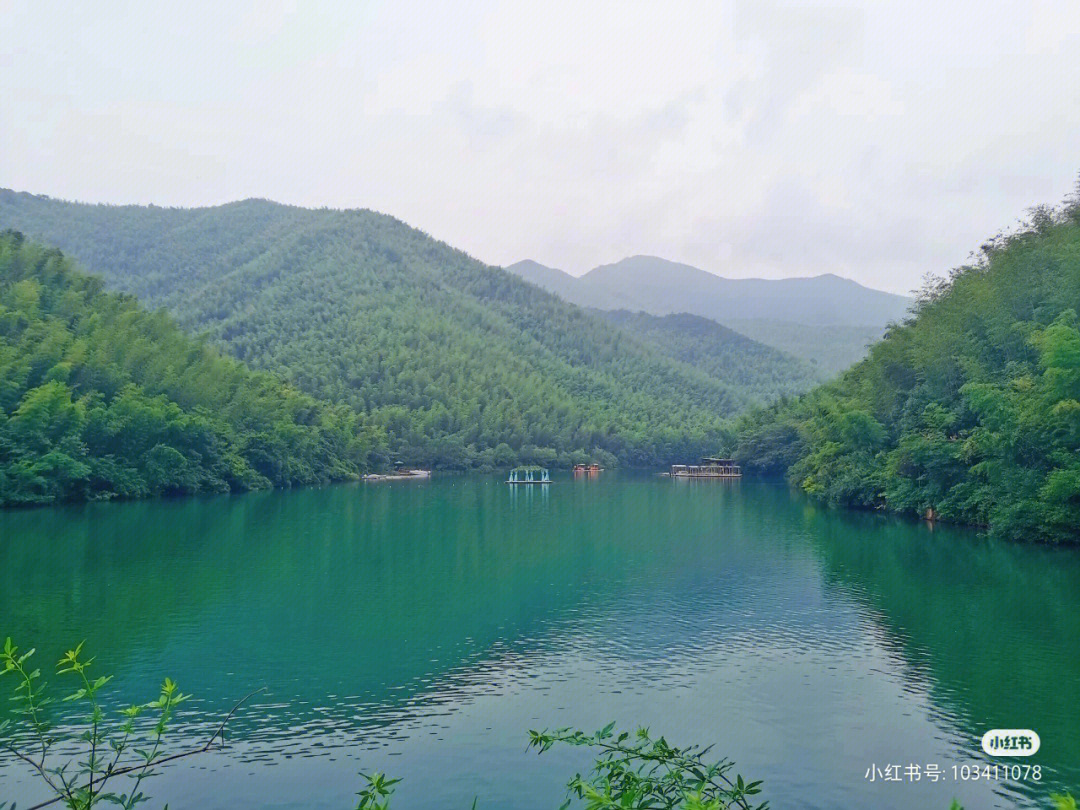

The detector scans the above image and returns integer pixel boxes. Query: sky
[3,1,1080,294]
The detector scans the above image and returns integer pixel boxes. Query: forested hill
[507,257,910,374]
[0,231,379,506]
[509,257,910,325]
[0,190,742,467]
[732,192,1080,543]
[582,256,910,326]
[591,310,823,402]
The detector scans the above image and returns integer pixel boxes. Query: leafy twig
[1,638,264,810]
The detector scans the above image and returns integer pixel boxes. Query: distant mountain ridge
[506,256,911,373]
[507,255,910,326]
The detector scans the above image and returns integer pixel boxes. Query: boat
[507,466,551,484]
[572,463,604,475]
[363,469,431,482]
[668,457,741,478]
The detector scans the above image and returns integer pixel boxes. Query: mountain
[591,310,822,402]
[503,260,580,301]
[0,231,377,505]
[582,256,911,326]
[506,259,640,310]
[731,194,1080,543]
[508,262,824,398]
[0,190,749,468]
[506,255,911,373]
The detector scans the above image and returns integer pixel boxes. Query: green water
[1,474,1077,808]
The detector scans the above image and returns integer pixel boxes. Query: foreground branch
[19,687,266,810]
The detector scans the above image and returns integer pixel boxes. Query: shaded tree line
[0,231,379,505]
[732,183,1080,543]
[593,309,822,403]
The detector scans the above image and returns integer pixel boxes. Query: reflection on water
[1,475,1076,809]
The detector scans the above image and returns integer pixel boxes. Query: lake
[1,474,1077,809]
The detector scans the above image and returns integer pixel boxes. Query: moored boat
[668,457,741,478]
[363,469,431,481]
[572,463,604,475]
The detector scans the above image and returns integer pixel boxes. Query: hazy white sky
[3,1,1080,293]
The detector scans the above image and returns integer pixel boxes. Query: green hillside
[719,318,884,377]
[0,231,378,506]
[0,190,744,468]
[592,310,822,402]
[732,192,1080,543]
[507,256,909,372]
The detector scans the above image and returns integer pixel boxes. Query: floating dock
[668,457,742,478]
[507,466,551,484]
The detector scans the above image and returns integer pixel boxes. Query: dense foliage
[732,189,1080,543]
[0,191,744,468]
[0,232,376,506]
[592,310,822,403]
[527,725,766,810]
[721,318,885,377]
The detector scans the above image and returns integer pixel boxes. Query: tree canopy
[592,309,822,403]
[732,187,1080,543]
[0,231,378,505]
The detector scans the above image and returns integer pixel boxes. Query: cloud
[3,0,1079,294]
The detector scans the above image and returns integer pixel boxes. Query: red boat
[572,463,604,475]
